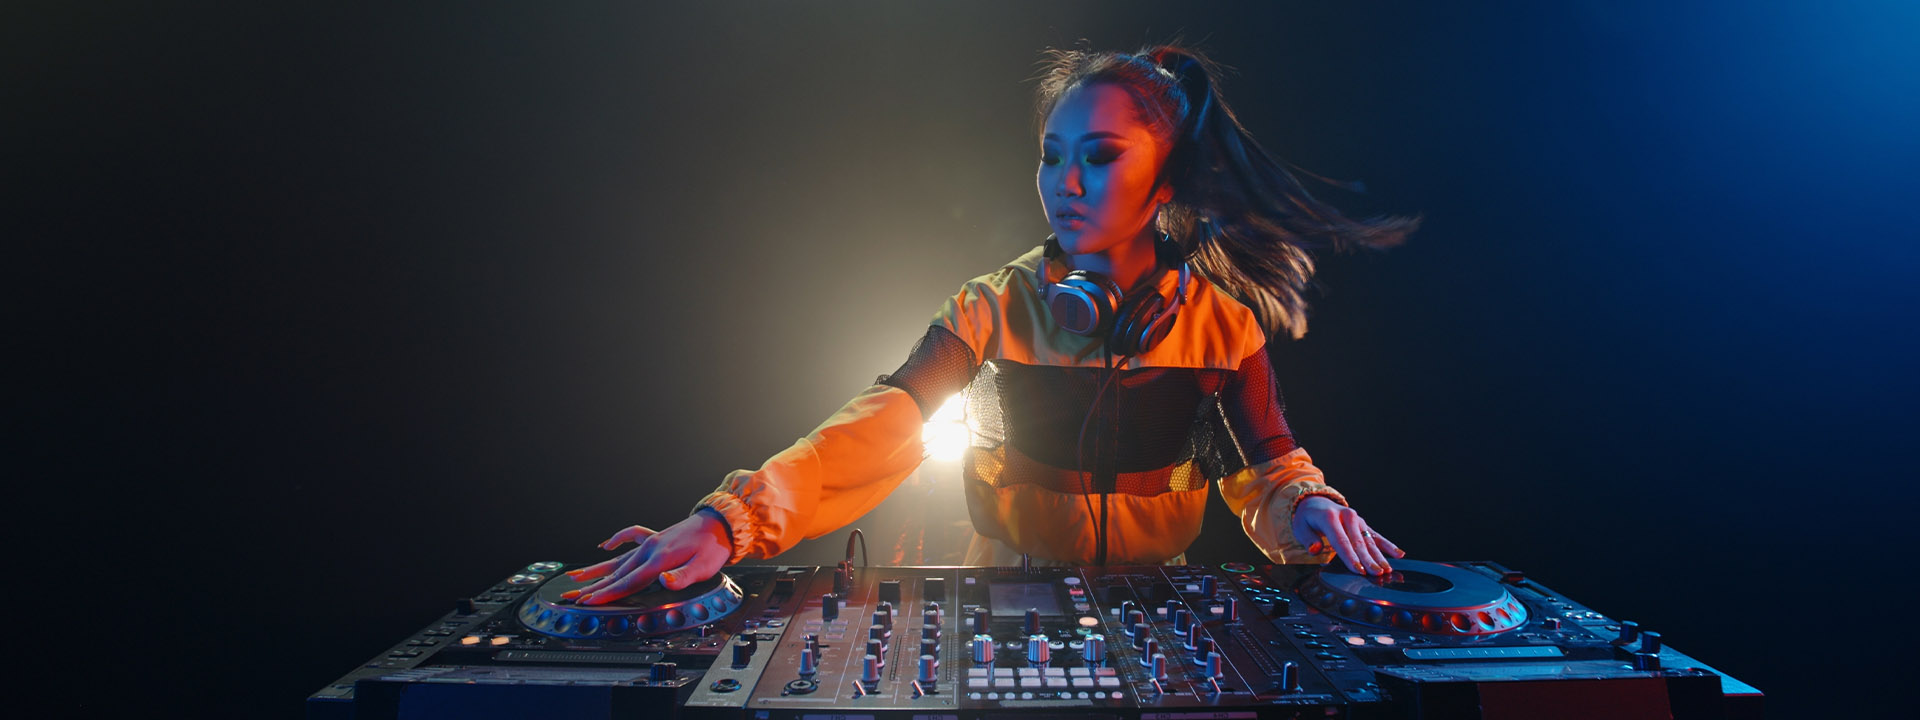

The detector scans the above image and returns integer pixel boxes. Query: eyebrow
[1042,131,1129,141]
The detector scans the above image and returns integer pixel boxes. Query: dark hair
[1031,42,1423,339]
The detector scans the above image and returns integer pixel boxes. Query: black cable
[845,527,868,567]
[1075,346,1128,564]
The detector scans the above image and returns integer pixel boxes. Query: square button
[1017,668,1040,677]
[1071,677,1094,688]
[993,678,1016,689]
[1097,677,1121,688]
[1043,668,1066,677]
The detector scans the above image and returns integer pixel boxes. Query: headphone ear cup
[1109,291,1167,356]
[1049,271,1124,336]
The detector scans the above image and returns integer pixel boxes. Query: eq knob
[1149,653,1169,680]
[1633,651,1662,671]
[922,624,940,643]
[924,601,942,621]
[1141,637,1159,665]
[649,661,678,683]
[1024,609,1042,635]
[1026,634,1051,665]
[1222,596,1240,623]
[971,634,994,664]
[1172,608,1194,635]
[972,607,990,635]
[804,634,821,664]
[917,654,939,687]
[1185,630,1207,653]
[1278,661,1302,694]
[1617,621,1641,645]
[874,609,893,633]
[1204,653,1223,679]
[730,637,756,668]
[923,609,940,631]
[1125,610,1146,637]
[1201,574,1218,597]
[798,645,818,676]
[1083,634,1107,665]
[869,625,889,652]
[861,654,882,686]
[866,639,885,667]
[920,637,938,659]
[821,594,839,623]
[1191,636,1215,665]
[1639,631,1663,653]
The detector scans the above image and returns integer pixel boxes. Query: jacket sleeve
[694,323,981,564]
[1210,338,1347,564]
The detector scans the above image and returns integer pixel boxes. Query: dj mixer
[308,559,1761,719]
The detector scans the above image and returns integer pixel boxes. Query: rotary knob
[973,607,990,635]
[821,594,839,623]
[1026,634,1051,665]
[649,661,678,683]
[970,634,994,665]
[1024,608,1042,635]
[730,637,756,668]
[917,654,939,687]
[1083,634,1107,665]
[1172,608,1193,635]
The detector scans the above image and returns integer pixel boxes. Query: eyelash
[1041,152,1118,166]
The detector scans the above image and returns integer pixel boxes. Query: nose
[1054,160,1082,198]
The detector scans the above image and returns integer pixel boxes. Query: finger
[563,549,637,587]
[580,551,678,606]
[1344,514,1389,574]
[600,525,657,551]
[659,544,727,591]
[1318,515,1366,575]
[1371,531,1407,559]
[575,540,657,598]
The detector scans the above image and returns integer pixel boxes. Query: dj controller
[308,559,1762,719]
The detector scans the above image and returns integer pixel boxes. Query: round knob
[1543,617,1562,630]
[920,637,938,659]
[917,654,938,685]
[1278,661,1301,693]
[804,634,821,663]
[1633,651,1662,671]
[1141,637,1159,665]
[1172,608,1193,635]
[649,661,678,683]
[798,646,818,676]
[730,637,756,668]
[1639,631,1662,654]
[1150,652,1169,680]
[821,594,839,622]
[1617,621,1641,645]
[874,610,893,632]
[1027,634,1051,665]
[1024,608,1042,635]
[1191,635,1214,662]
[924,602,942,623]
[923,609,940,630]
[973,607,990,635]
[866,638,885,667]
[1120,600,1138,620]
[1204,653,1222,678]
[922,624,940,642]
[970,634,994,664]
[869,625,889,651]
[1125,610,1146,637]
[1132,629,1148,650]
[1083,634,1107,665]
[1201,575,1218,597]
[1222,597,1240,623]
[861,654,882,685]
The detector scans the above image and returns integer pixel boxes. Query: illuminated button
[1096,677,1120,688]
[1343,636,1367,646]
[1062,577,1081,586]
[489,636,511,646]
[1372,635,1396,645]
[460,636,482,646]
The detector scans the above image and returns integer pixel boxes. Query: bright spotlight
[923,392,968,462]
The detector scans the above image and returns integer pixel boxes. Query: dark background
[14,1,1917,718]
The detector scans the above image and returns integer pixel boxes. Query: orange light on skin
[923,393,968,462]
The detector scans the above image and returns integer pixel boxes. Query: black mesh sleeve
[1216,344,1300,466]
[876,324,980,421]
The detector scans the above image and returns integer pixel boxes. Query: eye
[1040,154,1059,166]
[1087,152,1119,165]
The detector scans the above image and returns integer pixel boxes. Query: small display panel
[989,582,1063,617]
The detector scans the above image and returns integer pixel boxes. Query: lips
[1054,208,1087,220]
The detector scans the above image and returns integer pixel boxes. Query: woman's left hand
[1291,495,1406,575]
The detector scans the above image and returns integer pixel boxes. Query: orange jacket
[695,239,1347,566]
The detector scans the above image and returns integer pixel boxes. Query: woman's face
[1037,82,1174,256]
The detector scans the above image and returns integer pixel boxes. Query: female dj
[566,44,1421,606]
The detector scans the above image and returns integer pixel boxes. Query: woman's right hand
[561,510,734,605]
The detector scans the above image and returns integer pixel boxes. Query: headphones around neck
[1042,233,1190,357]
